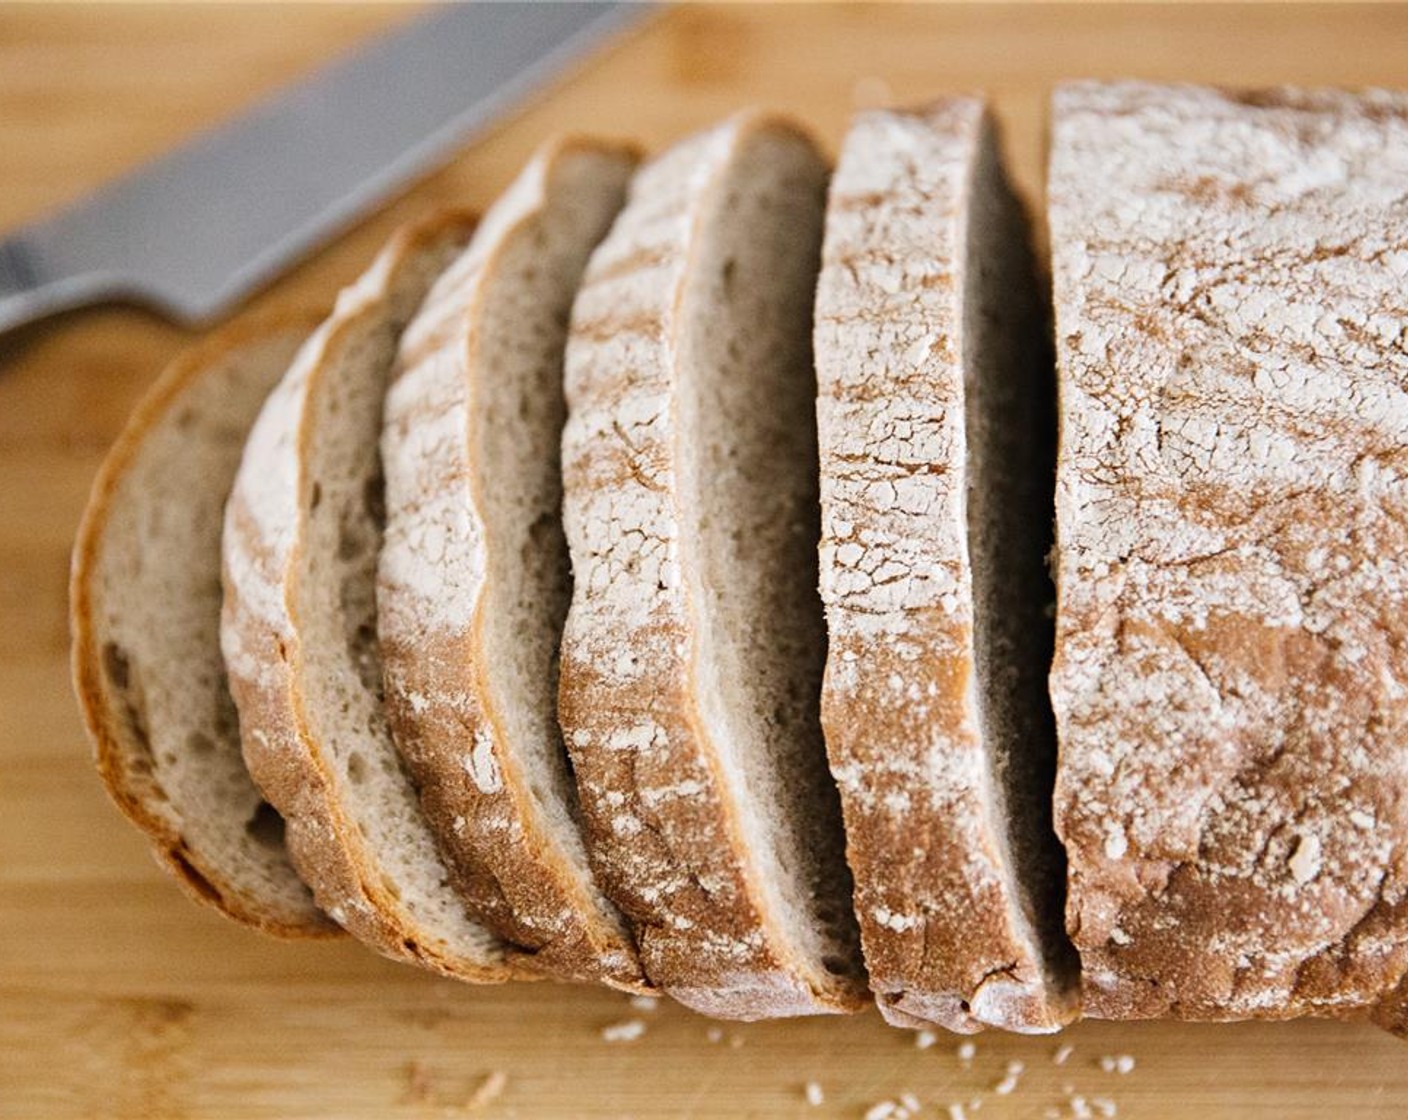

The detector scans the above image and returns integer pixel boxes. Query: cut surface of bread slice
[815,100,1077,1034]
[1049,81,1408,1036]
[378,138,645,991]
[559,113,866,1019]
[221,213,516,981]
[72,316,336,938]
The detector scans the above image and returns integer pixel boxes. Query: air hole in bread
[336,521,363,562]
[244,801,286,850]
[309,482,322,511]
[170,850,222,904]
[102,641,131,690]
[186,731,216,757]
[362,468,386,531]
[347,751,368,786]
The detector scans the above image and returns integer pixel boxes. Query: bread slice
[815,100,1077,1033]
[72,317,336,939]
[1049,81,1408,1036]
[558,113,866,1018]
[221,214,517,981]
[377,138,646,991]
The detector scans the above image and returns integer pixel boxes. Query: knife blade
[0,2,648,337]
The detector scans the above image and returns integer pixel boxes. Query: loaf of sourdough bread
[816,99,1076,1034]
[378,138,647,991]
[221,214,519,982]
[558,113,867,1018]
[1049,81,1408,1035]
[73,317,336,938]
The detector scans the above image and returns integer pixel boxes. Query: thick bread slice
[72,317,336,938]
[815,101,1077,1033]
[1049,81,1408,1035]
[559,113,866,1018]
[221,214,516,981]
[378,138,646,991]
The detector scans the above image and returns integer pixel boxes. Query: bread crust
[815,100,1073,1033]
[221,213,522,982]
[72,313,338,939]
[377,138,647,991]
[1049,81,1408,1034]
[559,113,866,1018]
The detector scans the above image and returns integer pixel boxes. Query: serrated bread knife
[0,2,647,337]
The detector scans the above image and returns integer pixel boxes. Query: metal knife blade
[0,2,647,337]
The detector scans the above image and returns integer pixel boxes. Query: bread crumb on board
[992,1059,1025,1095]
[1053,1043,1075,1066]
[915,1028,939,1050]
[628,994,661,1013]
[600,1019,647,1043]
[956,1040,976,1066]
[803,1081,825,1107]
[466,1071,508,1112]
[1098,1054,1135,1075]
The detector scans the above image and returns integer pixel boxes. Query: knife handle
[0,239,130,337]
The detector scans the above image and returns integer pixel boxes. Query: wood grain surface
[2,4,1407,1118]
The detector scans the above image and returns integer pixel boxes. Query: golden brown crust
[221,212,526,982]
[1050,81,1408,1030]
[72,312,339,939]
[815,100,1074,1033]
[559,113,866,1018]
[377,138,648,991]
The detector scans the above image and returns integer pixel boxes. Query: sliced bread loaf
[1049,81,1408,1036]
[377,138,646,991]
[221,214,517,981]
[815,100,1077,1033]
[72,317,336,938]
[558,113,866,1018]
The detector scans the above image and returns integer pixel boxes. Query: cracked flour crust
[377,139,646,991]
[221,215,515,982]
[1049,81,1408,1034]
[816,100,1071,1034]
[558,114,866,1018]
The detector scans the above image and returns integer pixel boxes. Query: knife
[0,2,648,337]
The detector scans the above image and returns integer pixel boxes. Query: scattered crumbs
[1071,1096,1094,1120]
[865,1101,898,1120]
[1099,1054,1136,1075]
[628,994,660,1013]
[946,1105,967,1120]
[804,1081,825,1107]
[993,1059,1025,1096]
[957,1040,976,1066]
[600,1019,646,1043]
[900,1091,921,1113]
[915,1028,939,1050]
[1053,1043,1075,1066]
[728,1033,746,1050]
[705,1027,723,1044]
[1092,1099,1118,1118]
[466,1071,507,1112]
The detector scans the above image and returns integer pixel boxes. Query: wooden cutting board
[2,5,1406,1117]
